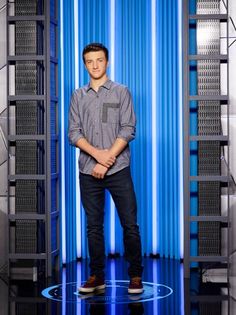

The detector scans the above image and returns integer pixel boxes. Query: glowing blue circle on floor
[42,280,173,304]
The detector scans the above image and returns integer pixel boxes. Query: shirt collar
[86,79,112,92]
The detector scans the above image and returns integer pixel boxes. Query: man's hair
[82,43,109,63]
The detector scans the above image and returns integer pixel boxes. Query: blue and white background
[59,0,183,264]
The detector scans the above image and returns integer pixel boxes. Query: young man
[68,43,143,294]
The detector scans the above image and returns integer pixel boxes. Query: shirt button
[96,132,99,135]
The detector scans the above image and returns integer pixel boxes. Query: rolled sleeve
[68,91,85,146]
[117,87,136,143]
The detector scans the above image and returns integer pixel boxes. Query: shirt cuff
[117,127,135,143]
[69,133,85,146]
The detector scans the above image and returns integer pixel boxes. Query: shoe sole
[79,289,105,299]
[128,288,144,294]
[79,284,106,293]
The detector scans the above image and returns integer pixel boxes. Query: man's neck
[90,75,108,92]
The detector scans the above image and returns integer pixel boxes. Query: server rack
[183,0,229,280]
[6,0,59,279]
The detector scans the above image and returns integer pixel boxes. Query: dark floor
[0,257,235,315]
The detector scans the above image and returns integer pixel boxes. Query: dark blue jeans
[79,167,143,279]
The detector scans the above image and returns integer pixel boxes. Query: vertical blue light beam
[151,0,158,255]
[73,0,82,259]
[178,0,184,259]
[109,0,116,254]
[60,0,66,264]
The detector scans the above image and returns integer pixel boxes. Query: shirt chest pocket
[102,103,120,123]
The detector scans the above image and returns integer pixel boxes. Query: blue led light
[59,0,66,264]
[151,0,158,255]
[42,280,173,304]
[73,0,82,260]
[178,0,184,260]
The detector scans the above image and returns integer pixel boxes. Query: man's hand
[76,138,115,168]
[94,149,116,168]
[91,164,108,179]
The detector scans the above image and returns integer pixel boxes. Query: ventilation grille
[198,181,221,215]
[15,0,37,15]
[16,141,37,174]
[16,180,37,213]
[16,220,37,253]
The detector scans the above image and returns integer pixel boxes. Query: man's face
[84,50,108,80]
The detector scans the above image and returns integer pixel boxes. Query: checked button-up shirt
[68,79,136,176]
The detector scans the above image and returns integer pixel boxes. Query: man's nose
[93,61,98,68]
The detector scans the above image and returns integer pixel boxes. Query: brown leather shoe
[128,277,144,294]
[78,275,106,293]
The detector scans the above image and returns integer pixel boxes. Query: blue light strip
[178,0,184,259]
[152,259,159,315]
[110,0,115,81]
[110,260,116,315]
[60,0,66,264]
[76,262,82,315]
[151,0,158,255]
[74,0,82,259]
[109,0,116,254]
[62,267,66,315]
